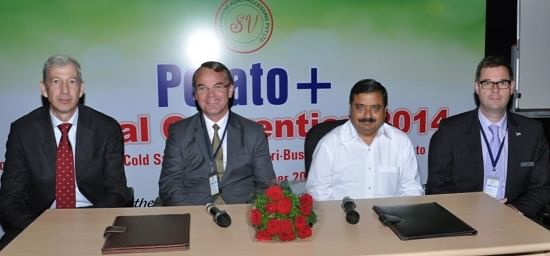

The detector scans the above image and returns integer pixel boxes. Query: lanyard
[200,113,229,174]
[480,126,506,172]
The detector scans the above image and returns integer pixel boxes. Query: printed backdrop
[0,0,485,208]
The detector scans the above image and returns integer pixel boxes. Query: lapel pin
[515,132,522,136]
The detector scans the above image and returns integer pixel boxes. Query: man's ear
[40,81,48,98]
[79,82,86,98]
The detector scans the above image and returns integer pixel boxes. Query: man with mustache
[158,61,275,205]
[0,55,132,249]
[427,56,550,222]
[306,79,423,201]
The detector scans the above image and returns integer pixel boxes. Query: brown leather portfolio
[101,214,190,254]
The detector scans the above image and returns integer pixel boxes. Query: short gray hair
[42,55,83,83]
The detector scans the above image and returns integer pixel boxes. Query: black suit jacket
[426,109,550,219]
[0,105,131,233]
[159,111,276,205]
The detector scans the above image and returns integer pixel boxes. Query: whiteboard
[515,0,550,116]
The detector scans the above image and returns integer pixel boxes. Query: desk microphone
[206,203,232,228]
[341,197,360,224]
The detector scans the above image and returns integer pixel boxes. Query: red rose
[250,209,262,226]
[277,197,292,215]
[266,219,280,235]
[278,219,293,234]
[256,229,272,241]
[297,225,312,239]
[300,204,312,216]
[265,185,283,201]
[279,230,296,241]
[294,215,308,230]
[266,202,277,214]
[300,193,313,207]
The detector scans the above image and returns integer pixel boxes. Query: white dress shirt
[49,109,93,208]
[478,110,508,200]
[306,121,424,201]
[203,111,229,170]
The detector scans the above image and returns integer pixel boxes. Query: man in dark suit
[0,55,132,249]
[159,61,275,205]
[427,56,550,220]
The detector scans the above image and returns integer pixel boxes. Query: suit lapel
[38,107,57,182]
[505,114,521,196]
[467,110,484,188]
[223,112,243,181]
[193,113,212,173]
[75,106,93,181]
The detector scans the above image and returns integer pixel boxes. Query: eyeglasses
[478,80,511,90]
[195,84,230,94]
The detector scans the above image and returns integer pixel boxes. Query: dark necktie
[212,124,224,180]
[56,123,76,208]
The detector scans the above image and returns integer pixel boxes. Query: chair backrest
[304,119,347,177]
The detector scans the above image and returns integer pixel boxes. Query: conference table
[2,192,550,255]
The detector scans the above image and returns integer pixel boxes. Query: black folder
[372,202,477,240]
[101,214,190,254]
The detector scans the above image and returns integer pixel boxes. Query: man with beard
[427,56,550,221]
[306,79,423,201]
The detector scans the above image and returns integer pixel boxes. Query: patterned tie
[56,123,76,208]
[212,124,224,180]
[489,125,500,156]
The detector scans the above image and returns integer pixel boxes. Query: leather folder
[101,214,190,254]
[372,202,477,240]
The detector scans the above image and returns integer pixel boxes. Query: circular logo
[215,0,274,53]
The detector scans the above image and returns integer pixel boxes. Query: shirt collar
[478,109,507,131]
[344,121,392,144]
[203,111,229,131]
[50,108,79,128]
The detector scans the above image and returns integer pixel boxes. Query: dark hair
[192,61,233,90]
[349,79,388,106]
[475,56,513,81]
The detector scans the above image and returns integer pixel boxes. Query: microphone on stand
[341,196,360,224]
[206,203,232,228]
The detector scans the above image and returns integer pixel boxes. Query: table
[2,192,550,255]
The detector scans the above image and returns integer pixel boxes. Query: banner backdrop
[0,0,485,208]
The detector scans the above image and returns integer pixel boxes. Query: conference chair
[304,119,347,177]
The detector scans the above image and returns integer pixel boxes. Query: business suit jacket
[159,111,276,205]
[0,105,132,234]
[426,109,550,219]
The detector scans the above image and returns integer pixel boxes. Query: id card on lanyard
[480,126,506,199]
[200,114,229,197]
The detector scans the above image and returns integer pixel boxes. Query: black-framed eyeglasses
[478,80,511,90]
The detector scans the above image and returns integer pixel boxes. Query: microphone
[206,203,232,228]
[341,196,360,224]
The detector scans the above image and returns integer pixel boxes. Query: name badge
[484,177,499,199]
[209,174,220,196]
[520,161,534,167]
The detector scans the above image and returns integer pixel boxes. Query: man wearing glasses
[158,61,275,205]
[427,56,550,221]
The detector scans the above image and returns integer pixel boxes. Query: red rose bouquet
[249,182,317,241]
